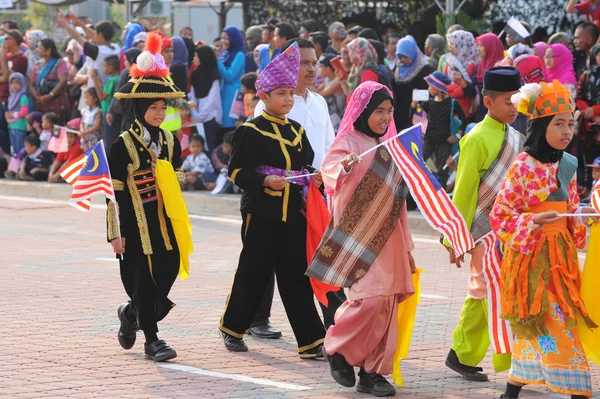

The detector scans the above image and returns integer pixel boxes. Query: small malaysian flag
[59,140,115,211]
[411,106,428,134]
[384,124,475,257]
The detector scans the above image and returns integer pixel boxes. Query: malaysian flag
[59,140,115,211]
[592,179,600,212]
[411,106,428,134]
[480,232,512,354]
[48,126,68,154]
[385,124,475,257]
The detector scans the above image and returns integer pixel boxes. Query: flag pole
[349,123,423,165]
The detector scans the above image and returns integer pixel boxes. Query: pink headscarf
[476,33,504,83]
[334,81,396,146]
[532,42,549,70]
[545,43,577,86]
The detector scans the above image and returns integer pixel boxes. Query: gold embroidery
[114,91,185,99]
[112,179,125,191]
[290,125,304,151]
[175,168,185,183]
[122,131,140,170]
[273,124,292,223]
[127,164,153,254]
[242,123,304,147]
[244,213,252,237]
[380,148,390,162]
[261,111,289,125]
[320,245,333,258]
[298,338,325,353]
[164,129,174,162]
[218,325,245,339]
[106,200,120,241]
[230,168,241,183]
[355,269,367,280]
[264,188,283,197]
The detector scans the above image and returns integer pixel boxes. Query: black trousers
[220,213,326,351]
[423,139,453,190]
[120,248,179,333]
[252,275,346,329]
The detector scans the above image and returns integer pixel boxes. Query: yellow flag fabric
[155,159,193,280]
[578,223,600,366]
[392,267,423,386]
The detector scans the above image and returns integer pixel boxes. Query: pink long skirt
[324,294,400,375]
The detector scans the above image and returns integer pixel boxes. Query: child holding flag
[108,32,189,362]
[443,67,523,381]
[492,80,599,399]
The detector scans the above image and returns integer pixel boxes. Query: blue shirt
[258,46,280,72]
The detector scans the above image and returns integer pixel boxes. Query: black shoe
[117,303,138,350]
[356,368,396,397]
[324,349,356,387]
[144,339,177,362]
[299,343,325,360]
[248,322,282,339]
[445,349,488,382]
[220,330,248,352]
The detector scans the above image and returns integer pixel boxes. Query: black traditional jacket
[107,120,184,255]
[229,111,314,223]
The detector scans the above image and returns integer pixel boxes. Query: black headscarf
[354,88,393,139]
[368,39,386,65]
[524,116,564,163]
[191,46,220,99]
[125,47,142,66]
[183,37,196,67]
[133,98,165,144]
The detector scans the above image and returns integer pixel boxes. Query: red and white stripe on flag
[592,180,600,213]
[480,232,512,354]
[58,154,90,210]
[385,137,475,257]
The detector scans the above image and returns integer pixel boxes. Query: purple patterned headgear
[255,42,300,95]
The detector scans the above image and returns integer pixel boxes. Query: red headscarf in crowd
[476,33,505,83]
[514,54,545,84]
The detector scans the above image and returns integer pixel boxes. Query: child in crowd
[240,72,258,118]
[79,88,102,151]
[5,72,29,155]
[411,71,467,190]
[178,101,193,160]
[40,112,58,152]
[587,156,600,192]
[48,119,83,183]
[212,131,233,173]
[182,135,217,191]
[92,54,120,148]
[26,112,43,137]
[11,134,52,181]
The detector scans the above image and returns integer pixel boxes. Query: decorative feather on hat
[114,32,184,100]
[511,79,573,120]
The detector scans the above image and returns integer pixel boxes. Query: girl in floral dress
[491,80,599,399]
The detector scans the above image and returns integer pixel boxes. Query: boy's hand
[56,11,68,26]
[408,252,416,274]
[452,71,462,82]
[48,174,59,183]
[111,237,126,255]
[447,135,458,144]
[534,210,563,225]
[263,175,286,190]
[188,101,197,109]
[312,170,323,187]
[582,206,600,223]
[30,167,39,175]
[185,174,195,184]
[106,113,113,126]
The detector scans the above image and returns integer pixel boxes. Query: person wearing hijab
[444,30,480,120]
[532,41,549,69]
[544,43,578,102]
[512,54,546,134]
[392,35,433,130]
[443,67,522,383]
[493,80,598,399]
[341,38,380,97]
[110,32,190,363]
[315,81,415,397]
[424,33,446,70]
[575,44,600,194]
[182,37,195,67]
[476,33,504,83]
[25,30,47,76]
[170,37,189,95]
[367,39,391,86]
[107,47,141,136]
[6,72,29,155]
[218,43,326,358]
[217,26,246,135]
[189,46,222,153]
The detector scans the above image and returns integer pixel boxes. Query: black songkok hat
[483,66,522,92]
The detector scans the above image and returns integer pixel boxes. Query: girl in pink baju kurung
[321,81,416,397]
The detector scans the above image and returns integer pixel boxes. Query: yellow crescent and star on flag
[82,150,100,173]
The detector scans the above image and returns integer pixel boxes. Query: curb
[0,180,438,237]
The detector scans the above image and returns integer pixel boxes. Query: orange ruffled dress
[491,152,596,397]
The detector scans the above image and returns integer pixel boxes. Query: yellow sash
[392,267,422,386]
[578,222,600,366]
[155,159,193,280]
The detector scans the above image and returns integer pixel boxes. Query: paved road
[1,195,598,399]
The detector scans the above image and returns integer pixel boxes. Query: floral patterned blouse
[490,152,586,255]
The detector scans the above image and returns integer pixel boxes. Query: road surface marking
[421,294,449,299]
[157,363,312,391]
